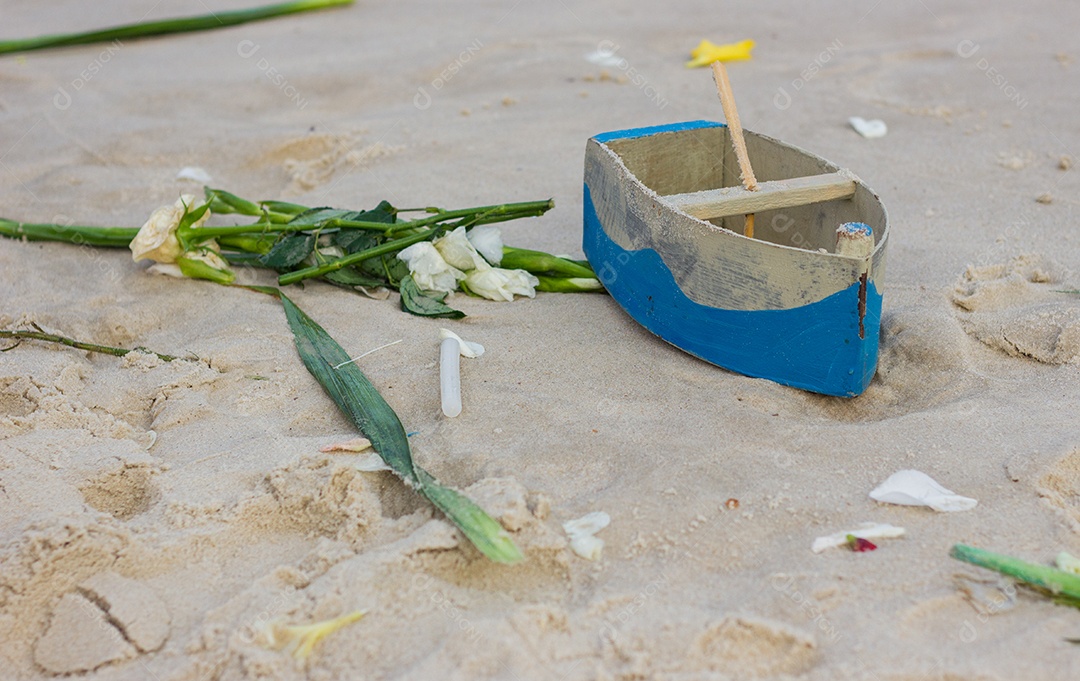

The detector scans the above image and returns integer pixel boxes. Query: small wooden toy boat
[582,119,889,397]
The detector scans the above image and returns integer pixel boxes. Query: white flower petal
[397,242,465,293]
[176,166,213,183]
[812,522,905,553]
[467,225,504,265]
[130,195,209,263]
[147,263,185,278]
[439,328,484,358]
[869,470,977,512]
[569,534,605,561]
[563,511,611,538]
[463,267,538,301]
[563,511,610,561]
[848,116,888,138]
[434,226,488,270]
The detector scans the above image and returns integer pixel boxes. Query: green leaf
[352,200,397,224]
[334,229,380,254]
[358,253,409,284]
[399,275,466,318]
[322,267,385,288]
[259,233,315,270]
[273,290,518,563]
[288,207,357,228]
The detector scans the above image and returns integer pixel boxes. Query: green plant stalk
[384,200,554,237]
[0,329,176,362]
[534,275,605,293]
[501,246,596,278]
[278,225,443,286]
[0,0,354,56]
[0,219,138,248]
[950,544,1080,601]
[266,287,522,563]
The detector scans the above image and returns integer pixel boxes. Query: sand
[2,1,1079,679]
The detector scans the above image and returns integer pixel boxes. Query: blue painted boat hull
[582,121,888,397]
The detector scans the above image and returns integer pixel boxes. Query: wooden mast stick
[711,61,758,238]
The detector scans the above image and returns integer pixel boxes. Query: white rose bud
[130,195,210,263]
[462,267,539,301]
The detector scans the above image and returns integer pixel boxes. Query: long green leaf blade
[277,292,416,483]
[274,290,521,563]
[418,469,524,564]
[0,0,354,56]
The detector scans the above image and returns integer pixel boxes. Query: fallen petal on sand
[869,469,977,512]
[564,511,610,560]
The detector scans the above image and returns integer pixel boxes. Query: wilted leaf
[323,267,385,288]
[399,275,466,319]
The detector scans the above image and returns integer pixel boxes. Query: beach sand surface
[2,1,1079,679]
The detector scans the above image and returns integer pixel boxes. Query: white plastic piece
[439,329,484,358]
[440,337,462,418]
[584,48,624,67]
[563,511,611,561]
[812,522,905,553]
[176,166,213,183]
[869,470,977,512]
[848,116,887,138]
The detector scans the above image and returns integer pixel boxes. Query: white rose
[433,226,488,270]
[462,267,539,301]
[130,195,210,263]
[466,225,503,265]
[397,241,465,293]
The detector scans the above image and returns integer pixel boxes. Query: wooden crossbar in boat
[663,171,856,221]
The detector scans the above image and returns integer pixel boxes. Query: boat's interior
[603,124,887,255]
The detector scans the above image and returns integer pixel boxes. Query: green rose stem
[0,326,177,362]
[950,544,1080,605]
[0,0,354,56]
[534,275,604,293]
[383,200,554,238]
[501,246,596,278]
[0,219,138,248]
[279,225,445,286]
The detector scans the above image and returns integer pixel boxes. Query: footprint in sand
[686,616,818,677]
[1037,448,1080,533]
[952,254,1080,364]
[256,133,404,193]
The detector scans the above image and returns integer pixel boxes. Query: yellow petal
[686,39,755,68]
[267,610,366,661]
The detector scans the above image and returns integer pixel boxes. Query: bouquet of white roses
[1,187,603,318]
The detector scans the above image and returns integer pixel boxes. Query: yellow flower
[685,39,755,68]
[260,610,366,662]
[130,195,210,263]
